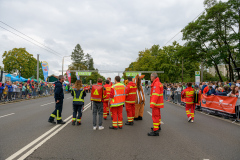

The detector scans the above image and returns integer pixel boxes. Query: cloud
[0,0,228,80]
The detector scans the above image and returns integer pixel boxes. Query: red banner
[66,70,71,84]
[201,95,237,114]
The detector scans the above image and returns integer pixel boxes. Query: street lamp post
[62,55,71,76]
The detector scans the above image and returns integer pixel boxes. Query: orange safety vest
[91,85,103,102]
[110,83,125,107]
[103,84,111,102]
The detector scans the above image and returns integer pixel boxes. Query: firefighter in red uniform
[109,76,125,130]
[103,80,111,120]
[148,73,164,136]
[125,77,137,125]
[107,77,113,115]
[181,82,195,123]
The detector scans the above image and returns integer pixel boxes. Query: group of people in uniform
[48,73,196,137]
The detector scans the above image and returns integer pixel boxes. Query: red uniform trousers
[103,102,108,119]
[111,105,123,128]
[152,107,162,131]
[125,103,135,122]
[185,104,195,120]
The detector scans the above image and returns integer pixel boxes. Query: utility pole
[62,57,64,76]
[182,57,183,83]
[37,54,39,83]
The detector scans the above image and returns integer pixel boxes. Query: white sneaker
[93,126,97,130]
[190,120,194,123]
[99,126,104,130]
[188,116,192,122]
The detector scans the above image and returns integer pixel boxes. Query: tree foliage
[182,0,240,82]
[68,44,105,83]
[125,42,200,83]
[2,48,43,79]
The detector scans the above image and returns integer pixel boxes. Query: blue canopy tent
[5,74,12,77]
[11,76,20,82]
[15,76,28,82]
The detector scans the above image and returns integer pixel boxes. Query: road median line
[7,102,91,160]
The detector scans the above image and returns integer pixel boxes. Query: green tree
[71,44,86,70]
[2,48,41,79]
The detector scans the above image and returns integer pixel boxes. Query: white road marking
[203,159,209,160]
[40,102,55,106]
[0,113,15,119]
[67,97,72,99]
[7,102,91,160]
[147,111,164,124]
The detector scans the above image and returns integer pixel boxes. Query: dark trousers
[8,92,12,100]
[72,104,83,123]
[93,101,103,126]
[49,99,63,122]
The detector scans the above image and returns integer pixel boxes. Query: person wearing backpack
[91,78,105,130]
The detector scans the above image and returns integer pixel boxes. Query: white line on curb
[7,102,91,160]
[147,111,164,124]
[0,113,15,119]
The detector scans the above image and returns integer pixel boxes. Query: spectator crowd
[0,80,55,102]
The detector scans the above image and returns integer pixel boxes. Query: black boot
[138,116,143,120]
[72,121,76,126]
[57,121,66,124]
[109,126,117,130]
[125,121,133,125]
[134,117,139,121]
[148,131,159,136]
[77,122,81,126]
[48,120,56,124]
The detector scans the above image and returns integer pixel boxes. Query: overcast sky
[0,0,227,80]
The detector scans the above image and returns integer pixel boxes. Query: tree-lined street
[1,93,239,160]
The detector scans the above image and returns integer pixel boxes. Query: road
[0,92,240,160]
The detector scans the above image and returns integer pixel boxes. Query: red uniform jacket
[103,84,111,102]
[125,81,137,104]
[181,87,194,104]
[203,87,209,94]
[150,77,164,108]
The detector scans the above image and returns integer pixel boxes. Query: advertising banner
[201,95,237,114]
[126,72,139,77]
[66,70,71,84]
[41,61,49,81]
[77,72,92,76]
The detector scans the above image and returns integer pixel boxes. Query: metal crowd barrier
[0,86,55,103]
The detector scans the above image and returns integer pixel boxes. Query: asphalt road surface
[1,92,240,160]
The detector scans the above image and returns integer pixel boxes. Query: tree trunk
[213,61,223,82]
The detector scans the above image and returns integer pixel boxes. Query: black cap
[195,85,199,88]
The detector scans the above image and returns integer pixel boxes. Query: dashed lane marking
[147,111,164,124]
[7,102,91,160]
[0,113,15,119]
[40,102,55,106]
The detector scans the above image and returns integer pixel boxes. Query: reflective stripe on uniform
[125,101,135,103]
[73,90,84,102]
[152,93,163,96]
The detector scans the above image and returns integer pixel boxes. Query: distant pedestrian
[48,75,65,124]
